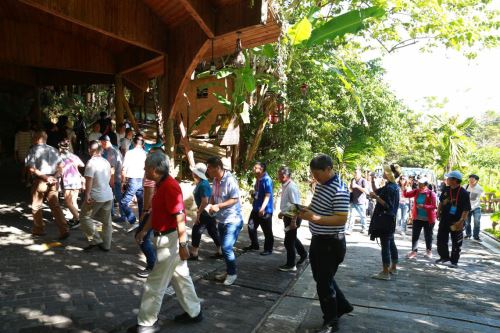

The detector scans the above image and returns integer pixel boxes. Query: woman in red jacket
[404,177,437,259]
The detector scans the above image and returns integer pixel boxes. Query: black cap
[99,135,110,142]
[469,174,479,180]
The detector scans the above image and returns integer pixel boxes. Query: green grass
[485,228,500,240]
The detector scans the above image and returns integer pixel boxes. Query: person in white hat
[188,163,222,260]
[403,177,437,260]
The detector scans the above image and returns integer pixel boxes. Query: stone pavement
[1,158,499,333]
[258,226,500,333]
[0,159,306,333]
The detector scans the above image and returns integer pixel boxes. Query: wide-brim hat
[383,164,398,183]
[190,163,207,180]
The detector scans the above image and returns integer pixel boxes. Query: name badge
[449,206,457,215]
[254,191,259,199]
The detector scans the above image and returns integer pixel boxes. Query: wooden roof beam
[216,0,269,36]
[18,0,168,54]
[0,19,116,74]
[179,0,216,38]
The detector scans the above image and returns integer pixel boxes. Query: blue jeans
[111,179,122,216]
[347,203,366,231]
[219,219,243,275]
[120,178,144,224]
[380,234,398,267]
[397,202,409,231]
[466,208,481,238]
[135,214,156,270]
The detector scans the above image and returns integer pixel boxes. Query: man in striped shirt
[298,154,353,333]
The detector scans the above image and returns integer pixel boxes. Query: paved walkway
[259,227,500,333]
[0,159,499,333]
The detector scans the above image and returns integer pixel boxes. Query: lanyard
[449,187,460,206]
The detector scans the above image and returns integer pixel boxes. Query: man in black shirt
[436,171,471,268]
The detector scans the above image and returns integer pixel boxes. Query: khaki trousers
[80,200,113,250]
[31,179,68,236]
[137,232,201,326]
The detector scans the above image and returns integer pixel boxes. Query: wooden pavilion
[0,0,280,164]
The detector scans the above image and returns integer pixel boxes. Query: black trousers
[310,234,351,325]
[411,219,435,252]
[284,216,308,266]
[248,210,274,252]
[437,221,463,264]
[191,212,221,248]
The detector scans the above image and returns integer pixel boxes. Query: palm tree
[430,115,476,173]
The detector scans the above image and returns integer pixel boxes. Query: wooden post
[114,76,125,125]
[158,56,176,173]
[122,94,139,132]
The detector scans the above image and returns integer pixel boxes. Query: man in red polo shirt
[128,151,202,333]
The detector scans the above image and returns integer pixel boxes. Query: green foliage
[306,6,386,47]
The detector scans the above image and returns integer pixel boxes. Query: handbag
[369,212,396,240]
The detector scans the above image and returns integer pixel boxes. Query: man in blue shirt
[244,162,274,256]
[206,157,244,286]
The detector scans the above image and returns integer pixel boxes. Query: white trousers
[137,232,201,326]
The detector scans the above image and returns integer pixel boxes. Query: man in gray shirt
[346,169,369,234]
[25,131,69,239]
[277,166,308,272]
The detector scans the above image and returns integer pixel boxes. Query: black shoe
[68,220,80,230]
[317,322,339,333]
[174,310,203,324]
[136,268,152,278]
[243,245,259,251]
[127,322,160,333]
[187,255,199,261]
[297,253,308,265]
[83,244,97,251]
[278,264,297,272]
[58,232,70,241]
[260,251,272,256]
[338,303,354,318]
[464,235,471,239]
[474,237,482,242]
[98,244,110,252]
[435,258,450,264]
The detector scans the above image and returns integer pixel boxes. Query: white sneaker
[223,274,237,286]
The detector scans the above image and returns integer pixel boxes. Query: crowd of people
[15,112,486,333]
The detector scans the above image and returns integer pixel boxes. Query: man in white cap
[436,171,471,268]
[188,163,222,260]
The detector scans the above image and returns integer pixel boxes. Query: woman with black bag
[368,164,402,281]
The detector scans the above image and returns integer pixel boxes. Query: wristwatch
[179,242,188,248]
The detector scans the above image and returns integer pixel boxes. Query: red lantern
[300,83,308,96]
[269,101,284,124]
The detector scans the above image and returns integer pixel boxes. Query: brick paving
[258,227,500,333]
[1,159,499,333]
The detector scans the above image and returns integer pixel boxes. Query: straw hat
[383,164,401,183]
[191,163,208,180]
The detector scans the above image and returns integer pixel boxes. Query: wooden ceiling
[0,0,280,90]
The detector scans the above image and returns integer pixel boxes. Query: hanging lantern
[268,100,284,124]
[300,83,308,96]
[232,32,245,68]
